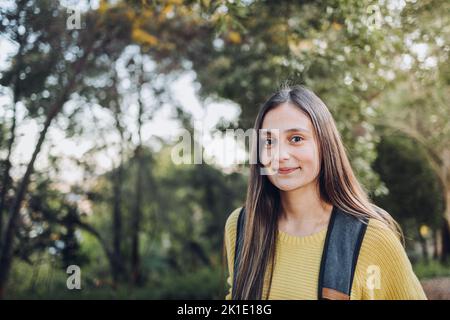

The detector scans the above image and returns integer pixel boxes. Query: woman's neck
[278,181,333,236]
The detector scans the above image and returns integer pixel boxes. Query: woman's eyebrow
[260,127,310,135]
[284,127,310,134]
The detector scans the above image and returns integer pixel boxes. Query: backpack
[232,205,368,300]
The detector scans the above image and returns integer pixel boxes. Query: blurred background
[0,0,449,299]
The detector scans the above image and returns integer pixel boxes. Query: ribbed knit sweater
[224,207,427,300]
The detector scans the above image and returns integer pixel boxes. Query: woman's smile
[277,167,300,174]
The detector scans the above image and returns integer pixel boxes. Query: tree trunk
[131,148,143,285]
[111,90,126,286]
[441,188,450,263]
[131,65,144,286]
[433,228,439,260]
[111,162,125,286]
[0,104,16,248]
[0,31,25,249]
[419,232,429,263]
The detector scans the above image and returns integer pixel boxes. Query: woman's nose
[273,142,290,162]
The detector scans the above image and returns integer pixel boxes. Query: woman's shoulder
[224,206,244,255]
[225,206,243,236]
[355,218,427,299]
[365,218,401,245]
[360,218,406,263]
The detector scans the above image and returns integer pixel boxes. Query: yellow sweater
[224,207,427,300]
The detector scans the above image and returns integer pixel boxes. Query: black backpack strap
[232,206,246,300]
[318,206,368,300]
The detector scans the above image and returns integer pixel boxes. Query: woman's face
[259,102,321,191]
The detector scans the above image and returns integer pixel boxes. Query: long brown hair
[232,85,402,300]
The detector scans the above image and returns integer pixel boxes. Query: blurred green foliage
[0,0,449,298]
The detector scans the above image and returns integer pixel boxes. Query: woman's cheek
[259,149,275,169]
[295,144,316,162]
[298,148,320,176]
[259,151,269,166]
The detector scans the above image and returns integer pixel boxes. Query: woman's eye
[290,136,303,143]
[264,138,273,146]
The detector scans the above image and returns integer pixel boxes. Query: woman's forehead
[261,103,312,132]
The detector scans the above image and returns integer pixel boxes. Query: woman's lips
[277,167,299,174]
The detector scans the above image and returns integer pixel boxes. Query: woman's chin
[274,181,304,192]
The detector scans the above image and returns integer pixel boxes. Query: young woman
[224,85,426,300]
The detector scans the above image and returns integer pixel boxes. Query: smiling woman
[223,85,427,300]
[260,104,321,197]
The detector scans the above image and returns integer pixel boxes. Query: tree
[0,0,42,246]
[374,0,450,261]
[373,134,444,260]
[167,0,411,194]
[0,0,132,297]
